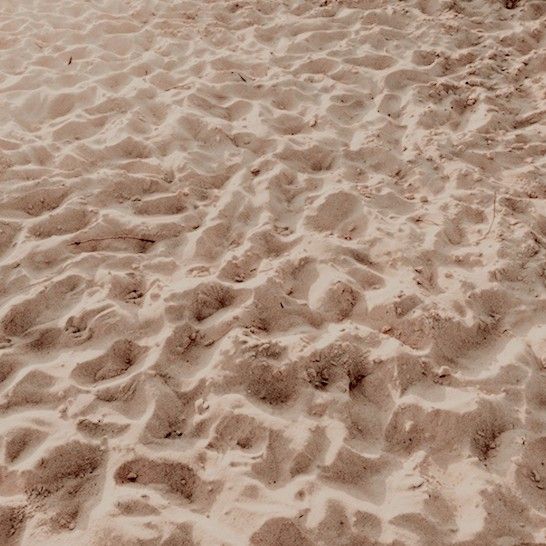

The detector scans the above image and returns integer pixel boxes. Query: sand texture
[1,0,546,544]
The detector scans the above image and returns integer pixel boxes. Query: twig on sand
[70,236,156,246]
[164,84,186,92]
[479,191,497,241]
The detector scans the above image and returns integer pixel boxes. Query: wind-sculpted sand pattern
[0,0,545,544]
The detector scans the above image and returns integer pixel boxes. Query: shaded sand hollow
[0,0,545,544]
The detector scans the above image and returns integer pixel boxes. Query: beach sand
[0,0,545,544]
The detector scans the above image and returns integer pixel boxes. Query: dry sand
[0,0,545,544]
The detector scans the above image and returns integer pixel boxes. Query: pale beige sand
[0,0,545,544]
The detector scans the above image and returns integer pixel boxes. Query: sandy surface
[0,0,545,544]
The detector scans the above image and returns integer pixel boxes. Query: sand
[0,0,545,544]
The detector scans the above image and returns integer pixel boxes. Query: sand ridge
[0,0,545,544]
